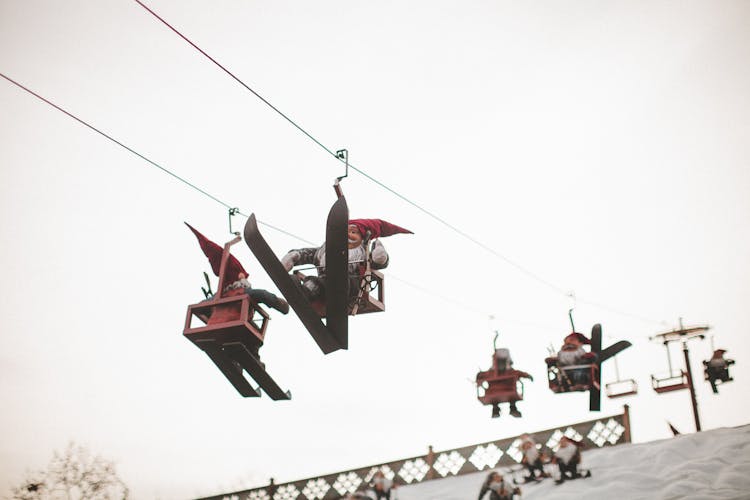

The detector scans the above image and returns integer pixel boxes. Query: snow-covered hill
[396,425,750,500]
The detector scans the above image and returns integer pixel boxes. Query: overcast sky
[1,1,749,499]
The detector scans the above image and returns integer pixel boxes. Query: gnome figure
[186,223,289,315]
[281,218,412,302]
[555,332,597,386]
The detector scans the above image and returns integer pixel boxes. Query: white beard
[555,444,577,464]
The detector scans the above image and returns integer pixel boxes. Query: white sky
[1,1,749,499]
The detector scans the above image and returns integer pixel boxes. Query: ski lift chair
[703,357,735,394]
[476,348,525,405]
[183,235,289,399]
[184,288,269,348]
[650,370,689,394]
[293,267,385,317]
[547,363,599,393]
[476,373,525,405]
[605,357,638,398]
[605,378,638,398]
[703,360,734,384]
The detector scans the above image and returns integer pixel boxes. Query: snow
[395,425,750,500]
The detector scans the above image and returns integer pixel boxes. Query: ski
[223,342,291,400]
[324,196,349,350]
[244,213,344,355]
[590,324,603,411]
[202,342,261,398]
[599,340,633,364]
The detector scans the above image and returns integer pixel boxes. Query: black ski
[589,323,632,410]
[202,342,261,398]
[590,324,603,411]
[598,340,632,364]
[223,342,291,400]
[324,196,349,350]
[244,213,344,354]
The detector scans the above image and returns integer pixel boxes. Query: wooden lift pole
[680,320,702,432]
[682,339,701,431]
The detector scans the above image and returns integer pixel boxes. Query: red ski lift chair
[476,349,525,405]
[183,233,289,400]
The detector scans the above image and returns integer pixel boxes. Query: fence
[197,405,632,500]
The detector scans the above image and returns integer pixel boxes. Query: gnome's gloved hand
[371,239,389,266]
[281,250,300,272]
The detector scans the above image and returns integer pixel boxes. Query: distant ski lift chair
[703,350,735,394]
[476,348,525,405]
[650,340,690,394]
[651,370,690,393]
[605,357,638,399]
[606,378,638,398]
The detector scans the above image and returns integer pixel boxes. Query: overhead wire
[1,71,540,327]
[0,71,316,246]
[133,0,667,328]
[131,0,569,298]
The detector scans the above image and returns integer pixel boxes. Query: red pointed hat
[564,332,590,344]
[185,222,247,283]
[348,219,413,239]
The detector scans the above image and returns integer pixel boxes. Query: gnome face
[348,224,364,249]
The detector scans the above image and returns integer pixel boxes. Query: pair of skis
[588,324,631,411]
[243,196,350,355]
[201,341,291,400]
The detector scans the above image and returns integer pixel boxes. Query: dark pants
[558,460,578,480]
[245,288,284,311]
[525,458,545,478]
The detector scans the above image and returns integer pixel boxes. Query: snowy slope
[396,425,750,500]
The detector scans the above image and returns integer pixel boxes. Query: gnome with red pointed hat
[546,331,597,387]
[281,218,412,302]
[186,223,289,315]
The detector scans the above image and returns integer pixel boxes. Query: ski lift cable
[0,71,317,246]
[0,71,553,333]
[133,1,671,329]
[131,0,569,296]
[0,69,665,329]
[0,70,543,332]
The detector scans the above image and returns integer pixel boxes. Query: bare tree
[11,443,129,500]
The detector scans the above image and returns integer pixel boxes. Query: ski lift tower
[650,318,709,432]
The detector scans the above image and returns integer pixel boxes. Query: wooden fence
[197,405,632,500]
